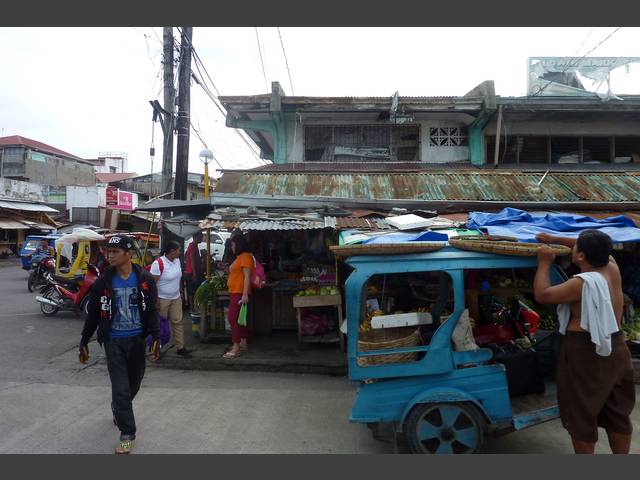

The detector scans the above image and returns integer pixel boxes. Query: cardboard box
[371,311,433,329]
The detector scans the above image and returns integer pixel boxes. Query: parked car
[184,231,231,262]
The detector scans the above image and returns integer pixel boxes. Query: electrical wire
[191,69,266,164]
[277,27,295,95]
[189,120,224,171]
[573,28,595,56]
[533,27,623,97]
[255,27,269,91]
[174,27,269,166]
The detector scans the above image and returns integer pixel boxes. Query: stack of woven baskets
[448,235,571,257]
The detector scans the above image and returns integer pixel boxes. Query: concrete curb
[149,355,348,376]
[149,341,640,381]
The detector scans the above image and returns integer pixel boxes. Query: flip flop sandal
[222,351,241,359]
[115,438,134,454]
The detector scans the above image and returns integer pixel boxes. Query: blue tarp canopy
[468,208,640,243]
[362,231,449,244]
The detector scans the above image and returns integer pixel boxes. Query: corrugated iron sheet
[217,172,640,203]
[0,219,29,229]
[200,218,325,231]
[0,199,59,213]
[333,216,392,230]
[199,215,394,231]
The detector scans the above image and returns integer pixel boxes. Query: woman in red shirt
[223,234,253,358]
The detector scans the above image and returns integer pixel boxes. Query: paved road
[1,258,638,454]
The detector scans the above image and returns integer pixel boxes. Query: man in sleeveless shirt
[534,229,635,454]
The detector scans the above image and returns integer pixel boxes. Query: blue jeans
[105,335,146,440]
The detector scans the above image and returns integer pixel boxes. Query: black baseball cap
[106,235,134,251]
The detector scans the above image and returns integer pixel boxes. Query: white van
[184,231,231,262]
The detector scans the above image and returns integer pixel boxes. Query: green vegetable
[194,281,217,309]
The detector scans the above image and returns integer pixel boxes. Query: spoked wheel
[80,297,90,317]
[405,402,485,454]
[40,289,61,316]
[28,271,37,292]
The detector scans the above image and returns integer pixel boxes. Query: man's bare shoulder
[606,258,622,280]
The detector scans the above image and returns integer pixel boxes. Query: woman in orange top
[223,234,253,358]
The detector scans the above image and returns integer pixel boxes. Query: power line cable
[174,27,269,166]
[189,119,224,171]
[192,71,268,167]
[255,27,269,91]
[574,28,595,56]
[533,27,623,96]
[190,68,267,165]
[277,27,295,95]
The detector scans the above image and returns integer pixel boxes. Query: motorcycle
[27,255,56,292]
[36,264,100,317]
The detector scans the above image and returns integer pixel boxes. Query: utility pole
[174,26,193,201]
[162,27,175,197]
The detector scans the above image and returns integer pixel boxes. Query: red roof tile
[0,135,83,161]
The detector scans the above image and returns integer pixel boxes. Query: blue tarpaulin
[362,231,449,244]
[468,208,640,243]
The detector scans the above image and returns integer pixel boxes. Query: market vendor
[533,230,635,454]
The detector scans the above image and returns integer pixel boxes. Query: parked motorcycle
[36,264,100,317]
[27,256,56,292]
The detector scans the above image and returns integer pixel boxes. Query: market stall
[194,218,346,345]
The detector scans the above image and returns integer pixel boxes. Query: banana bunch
[360,310,384,333]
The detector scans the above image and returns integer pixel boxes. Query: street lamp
[199,148,213,198]
[199,148,214,281]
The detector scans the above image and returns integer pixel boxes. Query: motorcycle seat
[51,275,83,286]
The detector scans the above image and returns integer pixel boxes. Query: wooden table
[292,293,344,351]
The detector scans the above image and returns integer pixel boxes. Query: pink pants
[228,293,249,344]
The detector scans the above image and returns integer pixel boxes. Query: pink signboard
[116,191,134,211]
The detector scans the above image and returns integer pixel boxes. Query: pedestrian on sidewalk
[150,240,191,357]
[223,234,253,359]
[78,234,160,454]
[185,231,205,313]
[534,230,635,454]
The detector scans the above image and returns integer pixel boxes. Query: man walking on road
[534,230,635,454]
[79,234,161,454]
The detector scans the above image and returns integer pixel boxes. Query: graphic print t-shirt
[110,270,143,338]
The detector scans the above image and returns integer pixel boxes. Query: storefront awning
[0,219,29,230]
[0,199,59,213]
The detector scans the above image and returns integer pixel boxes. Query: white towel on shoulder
[557,271,619,356]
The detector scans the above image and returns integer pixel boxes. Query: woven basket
[331,242,445,257]
[357,327,422,366]
[448,236,571,257]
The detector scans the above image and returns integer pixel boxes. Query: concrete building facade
[0,135,96,186]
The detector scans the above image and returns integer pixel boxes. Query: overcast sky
[1,27,639,178]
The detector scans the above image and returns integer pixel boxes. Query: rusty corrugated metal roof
[229,162,476,174]
[199,215,393,231]
[214,171,640,203]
